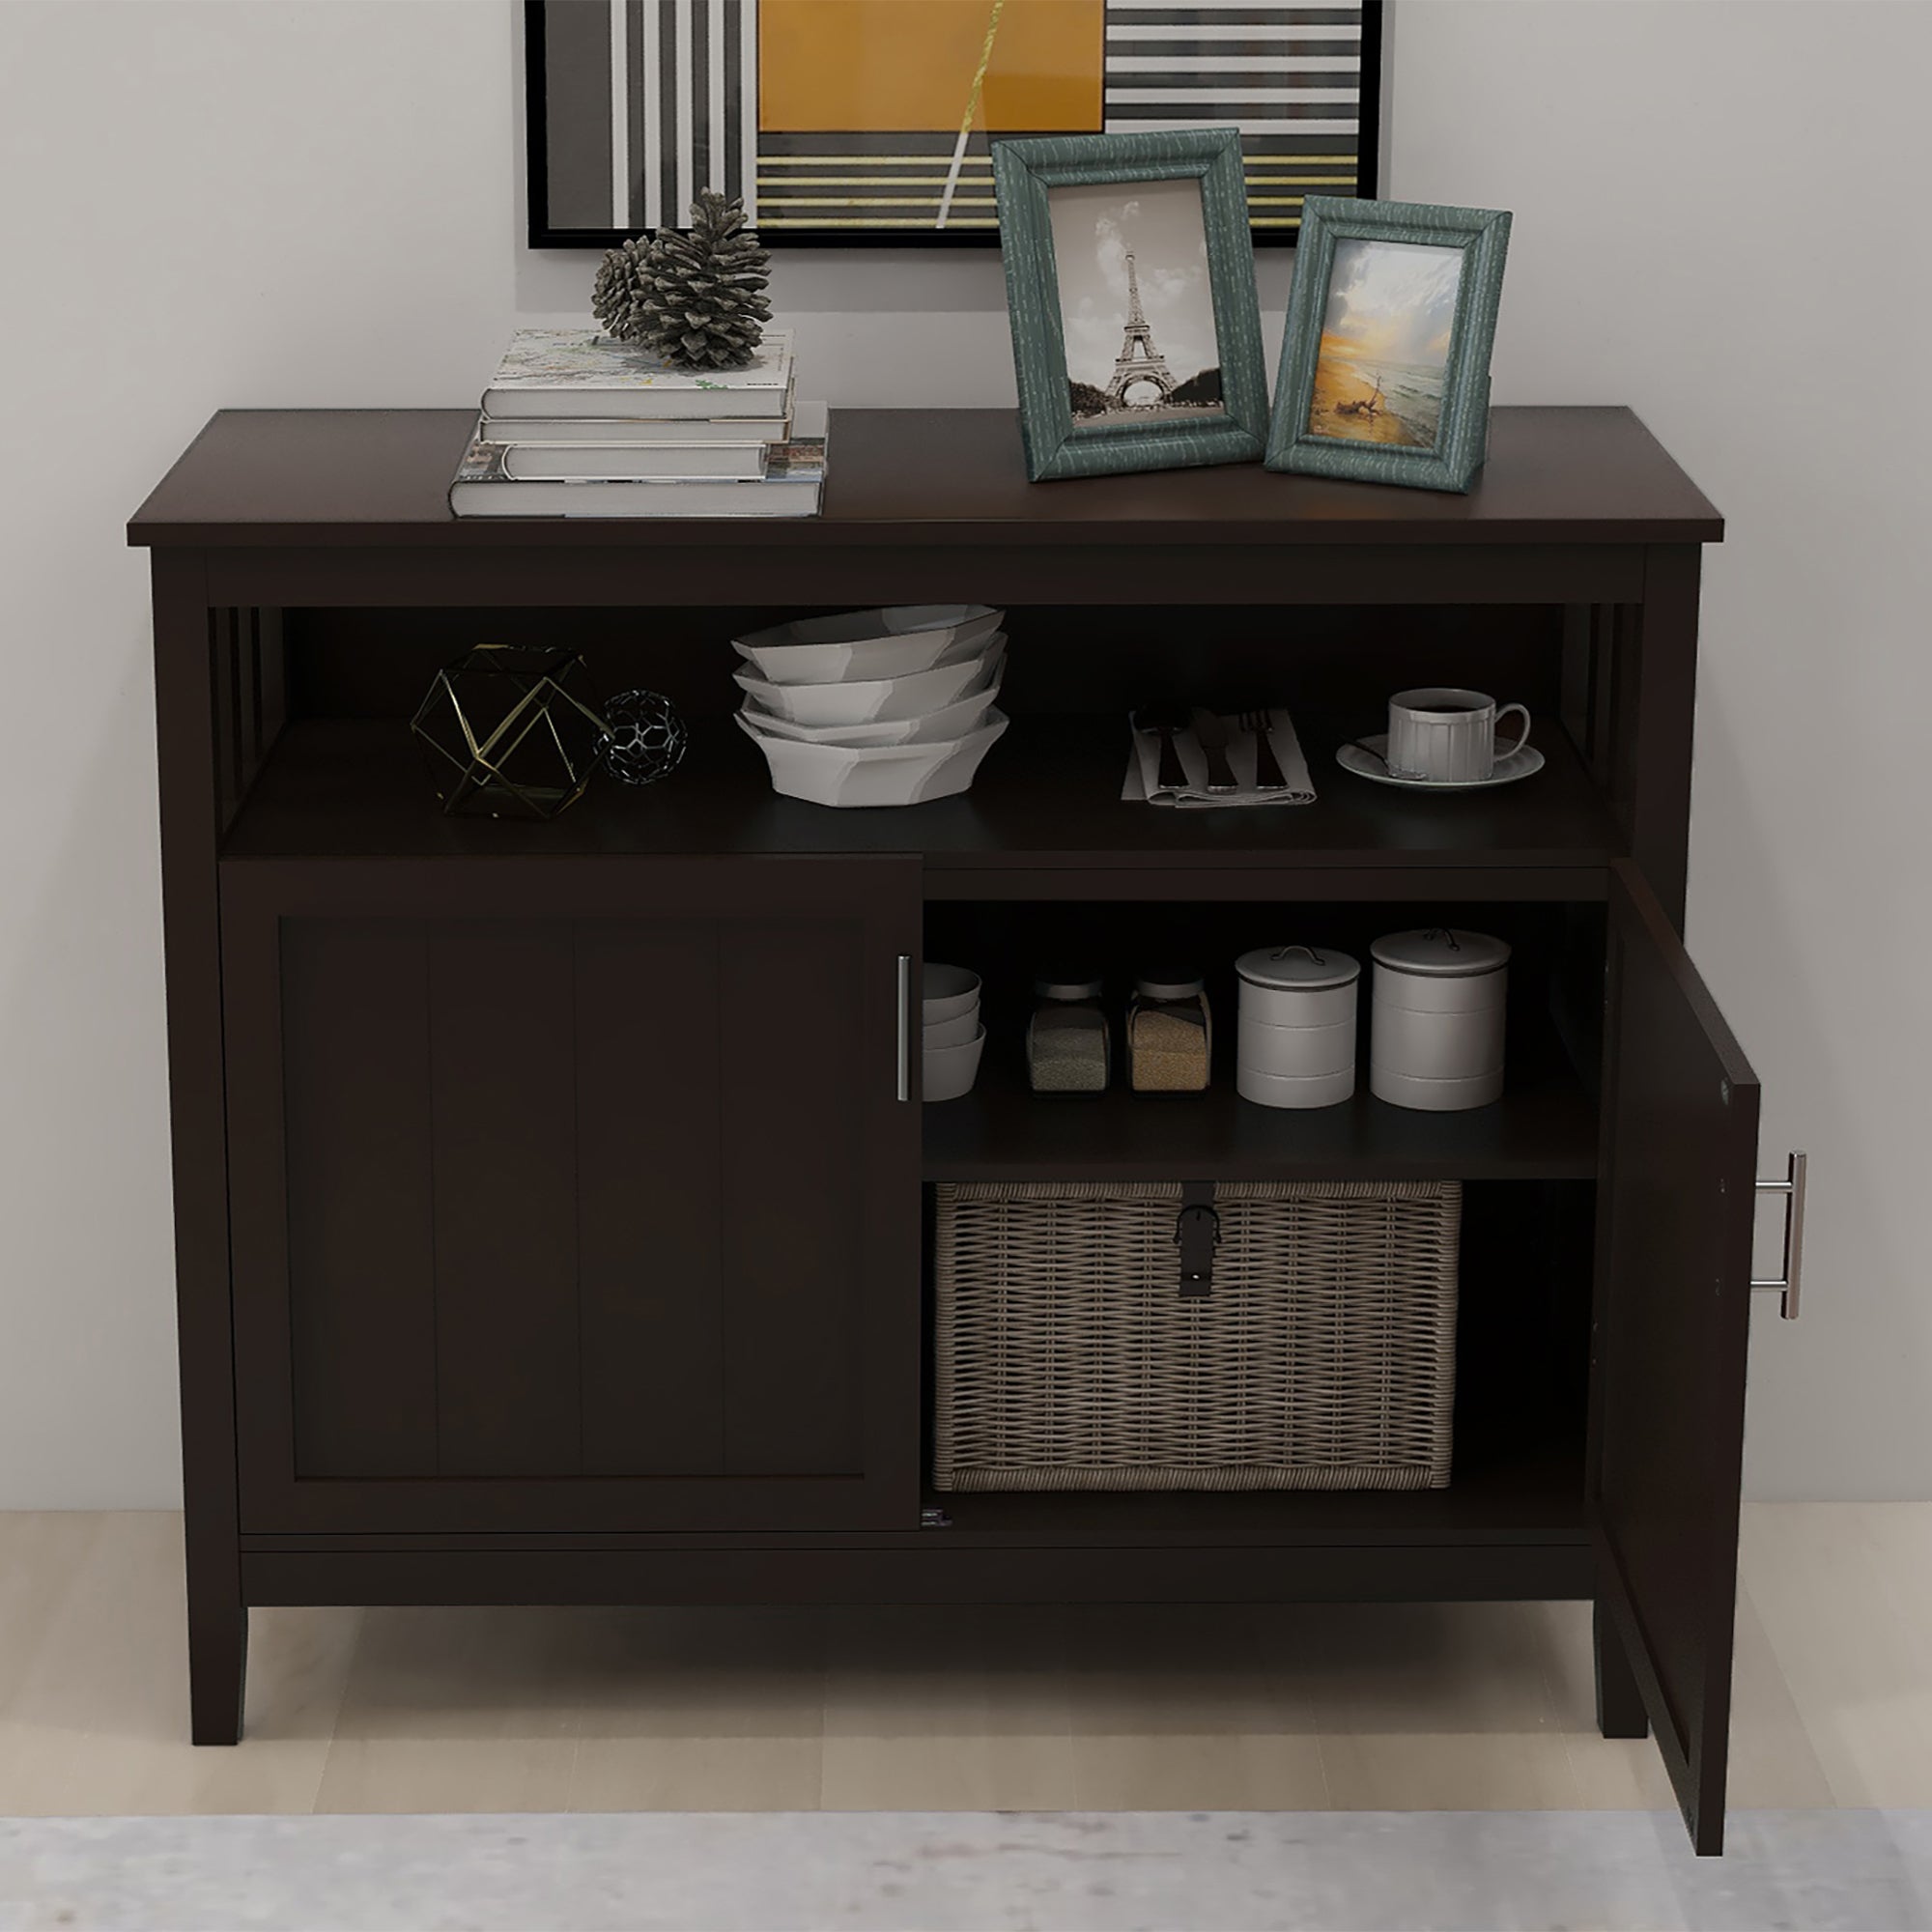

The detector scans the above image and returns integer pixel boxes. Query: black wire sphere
[597,688,690,786]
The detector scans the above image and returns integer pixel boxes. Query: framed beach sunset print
[1266,196,1511,492]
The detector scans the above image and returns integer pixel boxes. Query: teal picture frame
[1265,196,1512,494]
[992,128,1268,484]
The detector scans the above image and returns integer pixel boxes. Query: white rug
[3,1810,1929,1932]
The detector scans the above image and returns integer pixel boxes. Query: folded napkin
[1122,711,1317,809]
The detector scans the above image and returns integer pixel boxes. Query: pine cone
[591,236,652,343]
[636,189,773,370]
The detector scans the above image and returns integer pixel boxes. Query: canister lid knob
[1371,928,1512,977]
[1235,945,1361,992]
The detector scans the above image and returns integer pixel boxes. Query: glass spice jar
[1128,968,1212,1094]
[1027,973,1111,1096]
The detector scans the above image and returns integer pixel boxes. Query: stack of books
[449,328,825,518]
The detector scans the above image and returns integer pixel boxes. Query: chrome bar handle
[895,954,913,1103]
[1751,1151,1807,1321]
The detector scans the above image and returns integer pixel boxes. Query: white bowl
[733,640,1005,727]
[737,708,1008,809]
[923,1008,981,1049]
[923,964,981,1024]
[923,1026,986,1103]
[734,703,1012,808]
[733,605,1003,684]
[739,683,1002,748]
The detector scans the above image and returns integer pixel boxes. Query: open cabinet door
[1592,861,1761,1855]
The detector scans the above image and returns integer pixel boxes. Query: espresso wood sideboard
[130,406,1772,1853]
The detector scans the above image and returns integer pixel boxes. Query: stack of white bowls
[923,963,986,1103]
[732,604,1009,808]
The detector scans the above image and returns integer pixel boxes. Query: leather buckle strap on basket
[1176,1180,1220,1297]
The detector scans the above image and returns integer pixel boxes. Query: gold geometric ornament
[410,644,609,820]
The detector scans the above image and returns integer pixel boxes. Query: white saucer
[1335,733,1545,792]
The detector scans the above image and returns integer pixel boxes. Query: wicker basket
[932,1179,1460,1492]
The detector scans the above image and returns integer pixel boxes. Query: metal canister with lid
[1027,972,1111,1096]
[1369,927,1511,1111]
[1127,968,1212,1094]
[1235,945,1360,1109]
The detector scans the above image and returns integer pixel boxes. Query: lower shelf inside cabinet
[923,1051,1596,1182]
[920,1176,1596,1548]
[920,1435,1586,1546]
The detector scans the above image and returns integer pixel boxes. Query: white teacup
[1385,688,1531,783]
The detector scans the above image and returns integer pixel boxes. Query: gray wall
[0,0,1920,1505]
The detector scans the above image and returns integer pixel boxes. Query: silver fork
[1239,707,1291,789]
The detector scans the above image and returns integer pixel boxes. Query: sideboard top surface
[128,407,1723,551]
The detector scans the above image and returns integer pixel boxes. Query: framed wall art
[994,127,1267,481]
[525,0,1382,247]
[1264,195,1512,494]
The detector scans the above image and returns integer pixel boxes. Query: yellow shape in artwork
[760,0,1103,134]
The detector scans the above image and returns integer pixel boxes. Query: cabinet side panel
[719,918,866,1476]
[1621,547,1700,931]
[154,551,247,1741]
[283,920,439,1478]
[429,923,582,1476]
[576,921,728,1476]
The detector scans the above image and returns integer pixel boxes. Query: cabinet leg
[1594,1600,1648,1740]
[188,1600,248,1745]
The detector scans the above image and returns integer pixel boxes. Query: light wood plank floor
[0,1505,1919,1816]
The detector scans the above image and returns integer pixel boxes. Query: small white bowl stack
[923,963,985,1103]
[732,604,1009,808]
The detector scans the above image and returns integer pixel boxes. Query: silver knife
[1190,708,1241,792]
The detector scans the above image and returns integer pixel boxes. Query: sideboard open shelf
[132,406,1758,1854]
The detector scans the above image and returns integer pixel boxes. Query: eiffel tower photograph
[1046,177,1227,428]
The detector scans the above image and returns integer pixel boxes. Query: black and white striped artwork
[526,0,1379,245]
[531,0,757,235]
[1102,1,1374,232]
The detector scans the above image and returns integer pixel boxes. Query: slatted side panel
[576,921,729,1475]
[256,608,289,760]
[719,919,867,1476]
[212,609,241,833]
[211,606,289,837]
